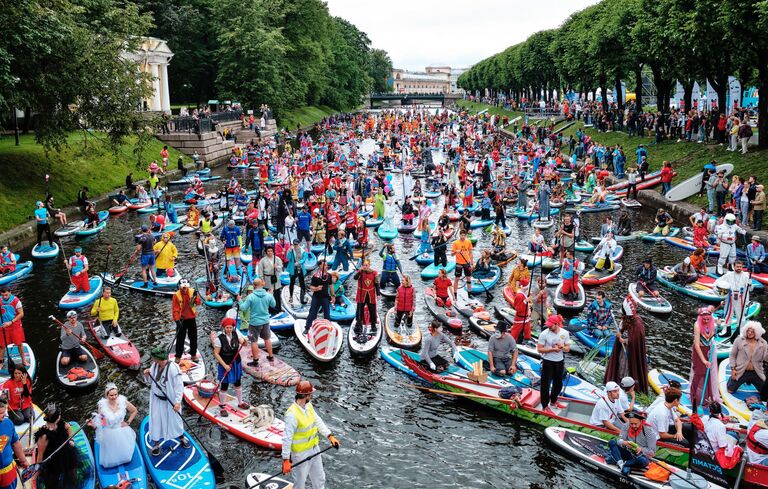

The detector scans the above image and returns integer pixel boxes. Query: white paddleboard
[665,163,733,202]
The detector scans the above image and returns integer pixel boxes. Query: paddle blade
[208,451,225,483]
[86,341,105,360]
[21,464,40,483]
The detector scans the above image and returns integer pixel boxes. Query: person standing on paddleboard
[212,317,248,416]
[281,381,340,489]
[34,404,76,487]
[90,286,121,338]
[144,346,189,456]
[353,259,379,341]
[537,314,571,414]
[66,246,90,293]
[303,258,334,334]
[171,279,202,362]
[136,225,158,287]
[239,278,276,366]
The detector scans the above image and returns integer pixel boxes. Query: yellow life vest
[201,218,212,234]
[286,402,319,453]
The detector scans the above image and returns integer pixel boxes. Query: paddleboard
[59,276,103,309]
[31,242,60,259]
[582,263,622,286]
[138,417,215,489]
[94,439,148,489]
[240,347,301,386]
[384,307,422,349]
[553,282,586,311]
[55,346,100,390]
[183,385,285,449]
[347,314,383,356]
[101,272,179,296]
[627,283,672,314]
[293,318,344,362]
[0,260,33,286]
[246,473,293,489]
[0,342,37,383]
[666,163,734,202]
[167,337,206,385]
[54,220,86,237]
[88,320,141,369]
[420,260,456,279]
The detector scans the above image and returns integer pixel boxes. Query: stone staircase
[158,131,236,166]
[232,118,278,143]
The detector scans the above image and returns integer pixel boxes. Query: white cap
[179,279,190,288]
[725,213,736,222]
[66,311,77,318]
[605,381,620,391]
[620,377,636,388]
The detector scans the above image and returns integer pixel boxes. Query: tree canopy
[1,0,391,150]
[457,0,768,147]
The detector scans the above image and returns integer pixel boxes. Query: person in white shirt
[646,386,687,445]
[281,381,340,489]
[618,377,637,413]
[589,382,627,431]
[594,232,617,272]
[536,314,571,414]
[716,260,753,330]
[703,402,738,459]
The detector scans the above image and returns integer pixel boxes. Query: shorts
[248,323,271,342]
[61,346,85,359]
[0,324,25,349]
[455,263,472,277]
[297,229,311,242]
[225,247,241,260]
[140,254,155,267]
[493,357,513,373]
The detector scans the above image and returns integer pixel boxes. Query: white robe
[145,361,184,443]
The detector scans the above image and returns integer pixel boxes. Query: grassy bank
[0,133,182,232]
[560,122,768,206]
[277,105,339,131]
[455,100,524,120]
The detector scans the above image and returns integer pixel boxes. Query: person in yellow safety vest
[90,286,121,338]
[281,380,340,489]
[153,232,178,278]
[200,211,214,235]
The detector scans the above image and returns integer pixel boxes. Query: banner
[727,76,742,111]
[706,80,718,110]
[673,81,685,108]
[692,81,702,108]
[689,426,735,487]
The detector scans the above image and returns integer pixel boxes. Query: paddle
[60,242,73,285]
[21,420,88,482]
[727,257,754,345]
[49,315,104,360]
[93,246,112,332]
[145,373,225,482]
[197,345,243,423]
[649,458,711,489]
[408,239,448,261]
[113,249,140,287]
[636,279,666,304]
[246,445,336,489]
[457,248,493,301]
[733,443,750,489]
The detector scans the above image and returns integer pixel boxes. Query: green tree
[322,17,372,110]
[0,0,154,151]
[369,48,393,93]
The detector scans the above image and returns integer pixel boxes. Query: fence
[168,110,243,134]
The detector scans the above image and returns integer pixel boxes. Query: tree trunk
[682,79,694,113]
[758,58,768,149]
[635,64,643,113]
[614,75,623,111]
[600,77,608,112]
[709,73,728,114]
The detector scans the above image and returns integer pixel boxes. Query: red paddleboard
[87,320,141,369]
[108,205,128,214]
[503,286,517,306]
[183,385,285,449]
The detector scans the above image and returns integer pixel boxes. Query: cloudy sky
[325,0,600,70]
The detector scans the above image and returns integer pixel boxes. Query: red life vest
[748,424,768,455]
[396,285,415,312]
[355,270,378,303]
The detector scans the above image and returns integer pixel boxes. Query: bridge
[367,93,462,108]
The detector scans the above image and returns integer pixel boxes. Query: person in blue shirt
[296,206,312,247]
[635,144,647,166]
[164,196,178,224]
[379,243,401,290]
[587,291,613,338]
[747,235,768,273]
[331,230,353,272]
[0,397,29,481]
[220,220,243,270]
[34,200,53,249]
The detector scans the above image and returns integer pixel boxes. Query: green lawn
[560,122,768,206]
[0,133,183,232]
[277,105,340,132]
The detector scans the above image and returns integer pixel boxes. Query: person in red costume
[512,277,531,342]
[352,259,379,341]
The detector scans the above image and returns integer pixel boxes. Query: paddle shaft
[49,316,104,360]
[95,249,111,328]
[733,443,750,489]
[728,255,753,344]
[457,248,493,300]
[198,345,243,422]
[248,445,335,489]
[60,242,73,283]
[146,372,225,480]
[113,249,140,286]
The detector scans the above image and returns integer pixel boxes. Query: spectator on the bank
[125,173,136,196]
[660,161,673,196]
[739,118,753,154]
[716,113,727,144]
[728,117,740,151]
[753,185,766,231]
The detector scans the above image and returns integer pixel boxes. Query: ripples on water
[14,138,760,488]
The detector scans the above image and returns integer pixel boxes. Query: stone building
[122,37,174,114]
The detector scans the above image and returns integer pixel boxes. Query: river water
[13,133,762,488]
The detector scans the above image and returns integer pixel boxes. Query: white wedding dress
[95,395,136,468]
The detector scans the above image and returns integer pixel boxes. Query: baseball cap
[620,377,636,389]
[605,381,620,392]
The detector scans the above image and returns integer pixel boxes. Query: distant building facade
[391,65,466,94]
